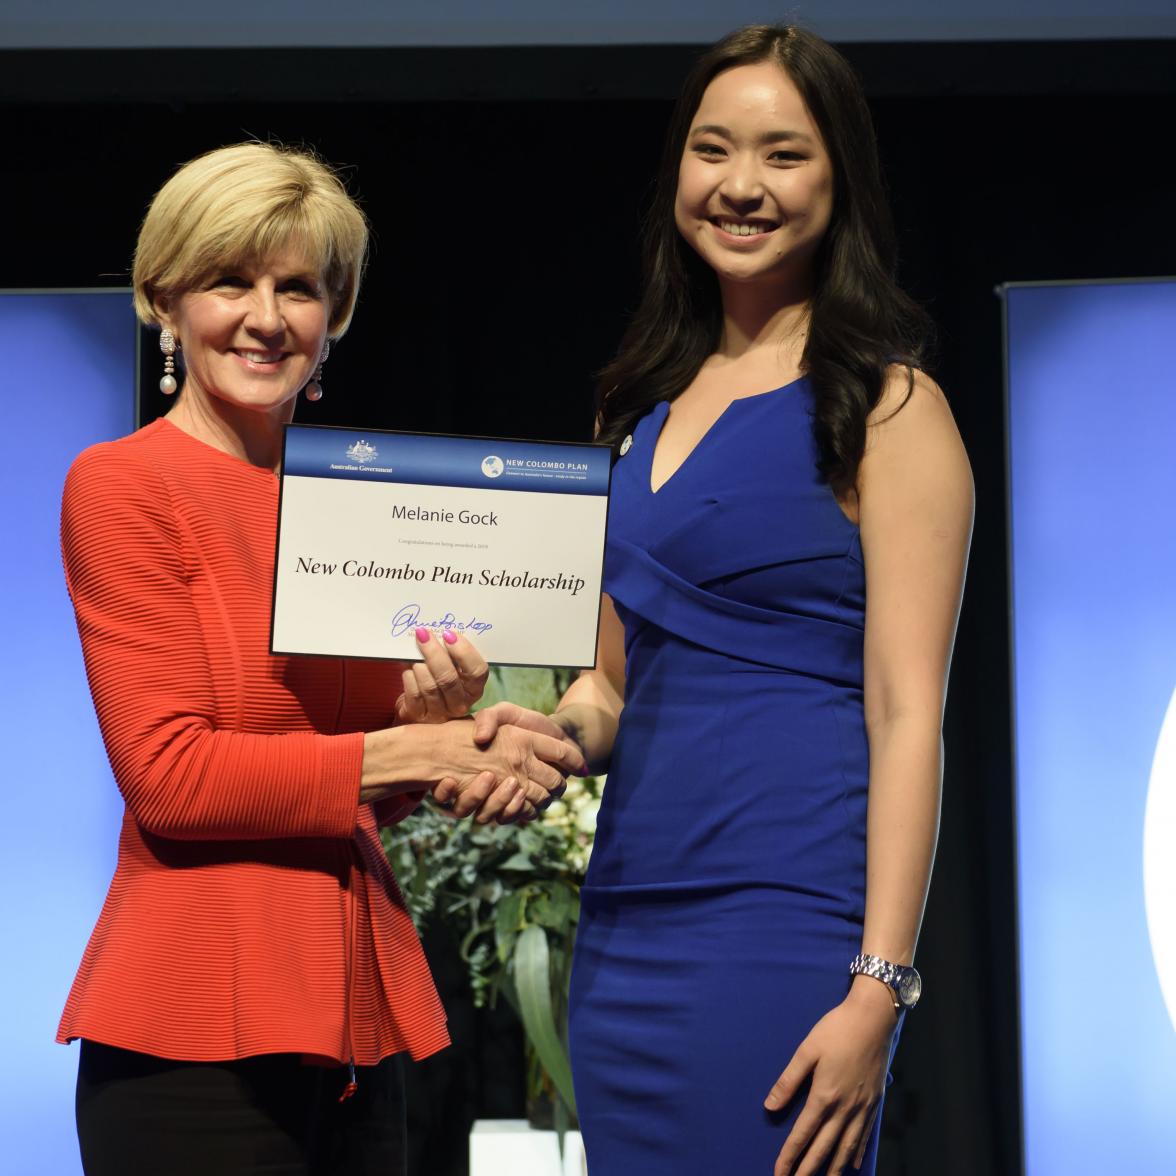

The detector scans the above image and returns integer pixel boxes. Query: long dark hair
[596,25,932,494]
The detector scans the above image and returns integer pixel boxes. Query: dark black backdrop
[6,39,1174,1176]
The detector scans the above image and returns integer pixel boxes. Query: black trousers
[76,1040,407,1176]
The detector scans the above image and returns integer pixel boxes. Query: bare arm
[855,369,973,973]
[470,592,627,776]
[550,593,627,773]
[768,369,973,1176]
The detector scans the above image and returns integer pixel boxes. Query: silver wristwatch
[849,953,922,1012]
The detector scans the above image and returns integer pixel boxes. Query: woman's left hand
[395,628,489,723]
[765,978,898,1176]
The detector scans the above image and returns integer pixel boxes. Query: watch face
[898,971,922,1007]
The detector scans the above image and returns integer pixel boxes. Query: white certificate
[271,425,612,668]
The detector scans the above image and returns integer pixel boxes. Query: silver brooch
[619,434,633,456]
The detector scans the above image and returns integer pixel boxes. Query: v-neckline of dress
[647,375,805,496]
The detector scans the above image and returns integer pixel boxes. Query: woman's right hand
[432,721,581,822]
[430,704,588,825]
[360,716,578,824]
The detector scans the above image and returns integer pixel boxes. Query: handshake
[432,702,586,826]
[361,629,588,825]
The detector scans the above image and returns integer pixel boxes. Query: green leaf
[554,1094,571,1157]
[527,883,576,930]
[517,827,544,857]
[489,666,561,714]
[495,892,524,962]
[526,890,554,929]
[472,666,565,720]
[499,852,536,871]
[513,925,577,1114]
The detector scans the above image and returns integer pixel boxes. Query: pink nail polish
[442,629,458,645]
[415,627,430,643]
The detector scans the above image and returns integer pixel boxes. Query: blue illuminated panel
[0,292,136,1175]
[1006,279,1176,1174]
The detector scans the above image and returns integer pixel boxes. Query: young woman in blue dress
[463,24,973,1175]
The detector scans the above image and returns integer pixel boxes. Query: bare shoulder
[868,365,954,431]
[859,366,973,505]
[865,366,965,458]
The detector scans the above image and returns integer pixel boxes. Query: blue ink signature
[391,604,494,638]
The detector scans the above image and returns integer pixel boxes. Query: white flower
[576,798,600,835]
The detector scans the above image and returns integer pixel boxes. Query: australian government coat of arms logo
[346,439,379,465]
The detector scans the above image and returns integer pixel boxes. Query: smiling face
[158,245,330,422]
[674,61,834,294]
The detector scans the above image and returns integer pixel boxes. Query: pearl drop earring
[305,340,330,402]
[159,329,178,395]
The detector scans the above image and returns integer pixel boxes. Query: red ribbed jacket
[57,419,448,1064]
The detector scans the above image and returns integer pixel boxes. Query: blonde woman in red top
[59,142,581,1176]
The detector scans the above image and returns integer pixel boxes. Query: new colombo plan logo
[346,439,378,465]
[481,455,504,478]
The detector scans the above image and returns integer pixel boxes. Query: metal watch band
[849,952,921,1011]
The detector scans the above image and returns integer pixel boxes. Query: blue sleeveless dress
[569,378,884,1173]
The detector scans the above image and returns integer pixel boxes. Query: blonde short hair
[132,142,369,336]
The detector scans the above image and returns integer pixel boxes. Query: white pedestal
[470,1119,587,1176]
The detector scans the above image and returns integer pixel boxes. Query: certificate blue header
[283,424,610,496]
